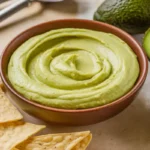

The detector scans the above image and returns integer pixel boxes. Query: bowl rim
[0,19,148,113]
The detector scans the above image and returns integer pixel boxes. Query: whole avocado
[94,0,150,34]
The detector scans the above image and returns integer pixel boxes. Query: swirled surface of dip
[8,28,140,109]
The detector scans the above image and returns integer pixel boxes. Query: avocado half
[143,28,150,59]
[94,0,150,34]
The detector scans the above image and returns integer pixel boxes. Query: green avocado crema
[8,28,140,109]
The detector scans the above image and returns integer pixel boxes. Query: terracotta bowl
[0,19,148,125]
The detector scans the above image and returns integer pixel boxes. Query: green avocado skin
[94,0,150,34]
[143,28,150,59]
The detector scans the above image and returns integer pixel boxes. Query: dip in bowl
[0,19,148,125]
[7,28,139,109]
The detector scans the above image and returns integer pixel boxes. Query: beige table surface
[0,0,150,150]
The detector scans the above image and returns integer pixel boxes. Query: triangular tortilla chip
[0,121,45,150]
[15,131,92,150]
[0,88,23,123]
[72,133,92,150]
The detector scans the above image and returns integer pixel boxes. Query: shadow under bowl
[0,19,148,125]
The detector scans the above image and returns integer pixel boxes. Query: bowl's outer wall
[6,88,136,125]
[0,19,148,125]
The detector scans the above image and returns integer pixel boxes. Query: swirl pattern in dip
[8,28,140,109]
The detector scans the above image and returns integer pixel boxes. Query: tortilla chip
[0,88,23,123]
[72,133,92,150]
[16,131,92,150]
[0,121,45,150]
